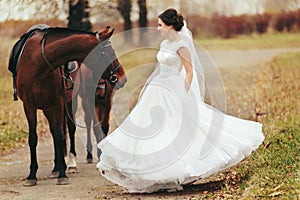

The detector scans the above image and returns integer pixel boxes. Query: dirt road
[0,48,298,200]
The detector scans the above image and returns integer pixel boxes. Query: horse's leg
[66,100,78,173]
[94,103,107,161]
[82,100,93,163]
[43,109,69,185]
[23,103,38,187]
[101,99,112,136]
[102,89,114,136]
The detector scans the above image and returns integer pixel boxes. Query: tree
[68,0,92,31]
[138,0,147,28]
[117,0,132,41]
[138,0,148,44]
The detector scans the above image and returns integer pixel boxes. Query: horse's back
[8,24,49,77]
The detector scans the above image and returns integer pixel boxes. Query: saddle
[8,24,49,101]
[60,61,78,90]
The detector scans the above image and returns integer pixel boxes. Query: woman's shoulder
[161,39,188,50]
[174,39,189,49]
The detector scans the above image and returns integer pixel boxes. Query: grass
[238,52,300,199]
[197,32,300,50]
[0,37,28,153]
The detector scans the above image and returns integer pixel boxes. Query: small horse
[65,61,121,172]
[9,26,126,186]
[84,75,115,164]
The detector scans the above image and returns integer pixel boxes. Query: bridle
[41,31,123,90]
[94,33,123,87]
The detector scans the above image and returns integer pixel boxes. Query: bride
[96,8,264,193]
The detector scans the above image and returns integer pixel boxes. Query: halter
[95,35,123,85]
[41,31,122,87]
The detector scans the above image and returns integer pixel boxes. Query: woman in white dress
[96,8,264,193]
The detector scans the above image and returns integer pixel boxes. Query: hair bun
[173,13,184,31]
[158,8,185,31]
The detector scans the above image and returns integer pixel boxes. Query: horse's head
[96,26,127,90]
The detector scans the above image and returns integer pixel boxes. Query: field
[0,31,299,199]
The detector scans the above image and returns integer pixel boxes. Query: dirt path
[0,48,298,200]
[209,48,300,68]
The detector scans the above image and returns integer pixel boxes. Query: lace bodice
[156,39,189,75]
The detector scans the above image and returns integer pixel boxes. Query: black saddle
[8,24,49,100]
[8,24,49,78]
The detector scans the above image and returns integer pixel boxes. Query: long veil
[179,21,205,102]
[139,21,205,102]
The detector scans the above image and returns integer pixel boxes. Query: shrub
[255,13,271,34]
[293,9,300,30]
[274,11,297,32]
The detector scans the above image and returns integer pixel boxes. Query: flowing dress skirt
[97,68,264,193]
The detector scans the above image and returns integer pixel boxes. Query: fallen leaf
[268,191,283,197]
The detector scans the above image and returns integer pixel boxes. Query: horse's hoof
[67,167,79,174]
[48,171,59,179]
[86,158,93,164]
[56,177,69,185]
[23,179,37,187]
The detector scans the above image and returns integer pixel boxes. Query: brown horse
[65,61,120,172]
[10,26,126,186]
[83,75,115,164]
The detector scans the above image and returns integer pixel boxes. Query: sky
[0,0,67,22]
[0,0,299,22]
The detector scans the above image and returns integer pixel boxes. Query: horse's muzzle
[115,76,127,90]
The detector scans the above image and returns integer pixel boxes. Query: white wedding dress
[96,34,264,193]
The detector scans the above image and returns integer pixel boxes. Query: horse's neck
[45,34,98,68]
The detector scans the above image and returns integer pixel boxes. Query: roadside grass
[0,37,28,153]
[238,52,300,199]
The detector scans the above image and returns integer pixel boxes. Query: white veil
[179,21,205,102]
[139,21,205,102]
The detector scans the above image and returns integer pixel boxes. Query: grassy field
[198,32,300,50]
[0,33,299,199]
[247,52,300,199]
[0,37,28,153]
[213,52,300,199]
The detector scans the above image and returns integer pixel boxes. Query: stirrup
[13,92,18,101]
[13,79,18,101]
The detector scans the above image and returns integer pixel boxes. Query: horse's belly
[18,81,63,110]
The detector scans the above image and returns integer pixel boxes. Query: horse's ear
[107,28,114,39]
[101,26,110,34]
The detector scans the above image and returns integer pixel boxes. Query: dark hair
[158,8,184,31]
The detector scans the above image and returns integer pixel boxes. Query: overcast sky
[0,0,299,22]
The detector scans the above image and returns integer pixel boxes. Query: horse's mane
[41,27,97,42]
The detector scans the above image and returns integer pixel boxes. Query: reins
[41,30,114,129]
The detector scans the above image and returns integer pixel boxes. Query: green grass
[0,89,28,153]
[197,32,300,50]
[237,52,300,199]
[0,37,29,153]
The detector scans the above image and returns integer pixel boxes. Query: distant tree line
[188,9,300,38]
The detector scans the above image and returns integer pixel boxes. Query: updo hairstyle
[158,8,184,31]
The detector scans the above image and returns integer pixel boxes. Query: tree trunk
[118,0,132,41]
[68,0,92,32]
[138,0,147,44]
[138,0,147,28]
